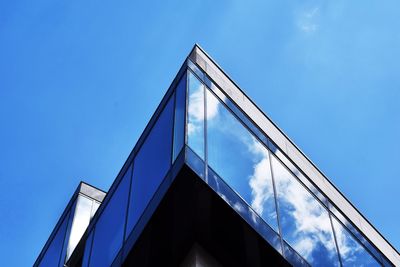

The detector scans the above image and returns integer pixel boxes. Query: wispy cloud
[297,7,320,34]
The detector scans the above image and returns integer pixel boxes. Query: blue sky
[0,0,399,265]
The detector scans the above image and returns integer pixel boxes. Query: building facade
[35,45,399,267]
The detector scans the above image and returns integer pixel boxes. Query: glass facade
[79,74,184,267]
[206,89,279,233]
[187,71,205,160]
[35,184,103,267]
[173,74,186,162]
[39,211,70,267]
[66,195,95,260]
[271,155,339,266]
[125,94,174,236]
[185,62,388,267]
[37,51,395,267]
[89,165,132,267]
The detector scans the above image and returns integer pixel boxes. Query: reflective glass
[66,195,93,260]
[187,71,205,160]
[39,211,70,267]
[186,146,205,179]
[283,241,310,267]
[206,89,279,232]
[330,204,384,264]
[90,201,100,219]
[82,230,94,267]
[173,74,186,162]
[332,216,380,267]
[271,155,340,266]
[188,60,204,81]
[208,166,282,252]
[89,165,132,267]
[126,96,174,236]
[58,200,76,266]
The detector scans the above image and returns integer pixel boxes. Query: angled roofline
[34,181,106,266]
[189,43,399,265]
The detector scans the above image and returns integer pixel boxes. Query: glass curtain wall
[185,65,382,267]
[82,73,186,266]
[38,211,71,267]
[37,193,101,267]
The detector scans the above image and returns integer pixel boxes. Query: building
[34,45,399,267]
[34,182,106,267]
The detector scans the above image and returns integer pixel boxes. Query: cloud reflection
[272,156,338,265]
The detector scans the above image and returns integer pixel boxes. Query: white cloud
[272,157,338,263]
[187,86,222,136]
[188,88,204,121]
[297,7,320,34]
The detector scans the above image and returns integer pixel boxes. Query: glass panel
[82,230,94,267]
[271,155,340,266]
[187,71,205,160]
[58,200,76,266]
[283,241,310,267]
[38,211,70,267]
[126,96,174,237]
[206,89,279,232]
[173,74,186,162]
[188,60,204,81]
[89,165,132,267]
[330,203,384,264]
[66,195,93,260]
[186,146,205,179]
[90,201,100,219]
[332,216,380,267]
[208,166,281,252]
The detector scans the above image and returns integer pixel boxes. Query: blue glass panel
[82,230,94,267]
[206,89,279,232]
[271,155,340,266]
[89,165,132,267]
[39,211,70,267]
[332,217,381,267]
[126,96,174,237]
[187,71,205,160]
[173,74,186,162]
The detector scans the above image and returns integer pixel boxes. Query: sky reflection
[206,89,279,232]
[271,155,340,266]
[332,217,379,266]
[185,72,379,267]
[187,72,205,159]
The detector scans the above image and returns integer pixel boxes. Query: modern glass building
[35,45,399,267]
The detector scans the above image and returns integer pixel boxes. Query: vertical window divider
[184,68,189,148]
[268,152,285,256]
[329,210,344,267]
[171,89,177,163]
[204,85,208,182]
[122,163,134,244]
